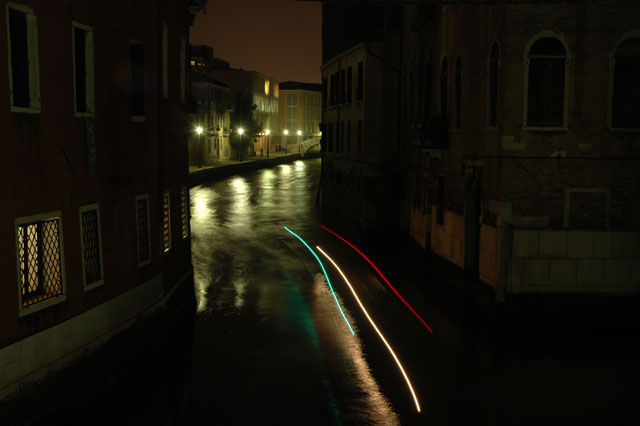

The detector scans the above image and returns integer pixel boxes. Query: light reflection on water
[189,159,400,424]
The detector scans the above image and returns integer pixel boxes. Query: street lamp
[196,126,203,168]
[297,130,302,154]
[266,129,270,158]
[237,128,244,160]
[284,129,289,153]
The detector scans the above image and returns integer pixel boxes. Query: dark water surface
[57,158,639,426]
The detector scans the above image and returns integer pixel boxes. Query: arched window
[487,42,499,127]
[454,56,462,128]
[611,37,640,129]
[524,36,568,128]
[440,57,448,123]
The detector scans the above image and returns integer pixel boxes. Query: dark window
[356,62,363,100]
[423,60,432,121]
[347,120,351,154]
[488,43,499,127]
[328,123,334,152]
[454,56,462,128]
[437,177,444,225]
[527,37,566,127]
[330,73,337,107]
[131,43,145,116]
[347,67,352,103]
[340,69,346,104]
[357,119,362,155]
[612,38,640,128]
[440,57,448,123]
[322,77,327,108]
[8,8,30,108]
[74,28,87,112]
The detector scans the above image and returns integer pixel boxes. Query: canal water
[60,157,639,425]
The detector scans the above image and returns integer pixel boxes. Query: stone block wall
[508,230,640,293]
[431,208,465,268]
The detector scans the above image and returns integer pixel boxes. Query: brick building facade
[0,0,201,402]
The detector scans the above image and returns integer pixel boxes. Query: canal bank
[189,151,320,187]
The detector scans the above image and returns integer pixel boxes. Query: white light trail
[317,246,422,413]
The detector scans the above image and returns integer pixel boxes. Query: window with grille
[135,194,151,266]
[163,191,171,253]
[181,185,189,239]
[15,212,66,312]
[79,204,103,289]
[7,3,40,112]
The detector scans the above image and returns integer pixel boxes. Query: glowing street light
[297,130,302,154]
[237,128,244,160]
[196,126,204,168]
[266,129,270,158]
[283,129,289,153]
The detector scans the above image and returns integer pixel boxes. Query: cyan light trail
[283,227,355,336]
[317,246,422,413]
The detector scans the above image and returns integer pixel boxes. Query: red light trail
[321,225,434,334]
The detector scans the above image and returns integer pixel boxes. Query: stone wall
[508,230,640,293]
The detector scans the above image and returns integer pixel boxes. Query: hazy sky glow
[190,0,322,83]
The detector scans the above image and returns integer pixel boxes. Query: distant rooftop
[279,81,322,92]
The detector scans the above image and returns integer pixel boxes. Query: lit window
[7,3,40,112]
[180,185,189,239]
[524,35,568,128]
[15,211,66,314]
[79,203,104,289]
[265,80,270,95]
[163,191,171,253]
[135,194,151,266]
[611,37,640,129]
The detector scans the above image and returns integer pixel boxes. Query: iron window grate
[81,208,102,284]
[136,197,150,264]
[163,192,171,253]
[181,185,189,239]
[17,218,63,308]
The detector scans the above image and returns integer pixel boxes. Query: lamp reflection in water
[317,246,422,413]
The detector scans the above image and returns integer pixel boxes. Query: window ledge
[131,115,146,122]
[19,294,67,317]
[138,259,151,268]
[609,127,640,133]
[522,126,568,132]
[11,106,41,114]
[84,280,104,292]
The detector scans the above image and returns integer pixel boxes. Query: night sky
[189,0,322,84]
